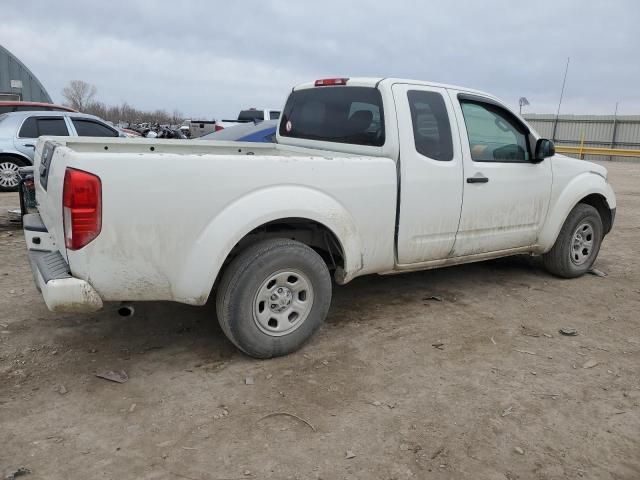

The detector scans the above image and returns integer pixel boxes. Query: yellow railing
[555,145,640,158]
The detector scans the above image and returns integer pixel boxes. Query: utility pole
[551,57,570,142]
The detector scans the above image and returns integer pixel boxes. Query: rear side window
[407,90,453,161]
[72,119,118,137]
[238,110,264,121]
[37,118,69,136]
[19,117,38,137]
[19,117,70,138]
[269,111,280,120]
[279,86,385,147]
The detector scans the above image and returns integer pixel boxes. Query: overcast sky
[1,1,639,118]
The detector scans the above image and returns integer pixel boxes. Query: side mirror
[534,138,555,161]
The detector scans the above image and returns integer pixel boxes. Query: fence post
[610,103,619,161]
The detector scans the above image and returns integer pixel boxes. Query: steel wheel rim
[570,221,595,266]
[253,269,314,337]
[0,162,20,188]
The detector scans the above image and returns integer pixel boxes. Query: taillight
[314,78,349,87]
[63,168,102,250]
[214,124,224,132]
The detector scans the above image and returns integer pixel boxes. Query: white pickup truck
[24,77,616,358]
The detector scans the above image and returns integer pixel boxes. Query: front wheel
[543,203,603,278]
[216,238,332,358]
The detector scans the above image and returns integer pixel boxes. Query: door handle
[467,175,489,184]
[24,144,35,148]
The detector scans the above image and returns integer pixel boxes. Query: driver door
[451,93,552,256]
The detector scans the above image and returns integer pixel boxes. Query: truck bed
[31,136,398,307]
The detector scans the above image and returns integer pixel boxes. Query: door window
[408,90,453,161]
[460,100,530,162]
[36,118,69,136]
[72,119,119,137]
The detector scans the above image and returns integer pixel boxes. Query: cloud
[1,0,639,117]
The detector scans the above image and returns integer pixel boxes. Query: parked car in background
[0,101,76,114]
[0,110,122,191]
[119,127,142,137]
[23,77,616,359]
[214,108,280,131]
[187,120,217,138]
[201,120,277,143]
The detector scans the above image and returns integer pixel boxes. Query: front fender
[173,185,363,304]
[538,172,616,252]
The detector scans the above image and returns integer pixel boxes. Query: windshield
[279,86,385,147]
[238,110,264,122]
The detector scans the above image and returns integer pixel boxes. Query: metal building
[524,113,640,161]
[0,44,52,102]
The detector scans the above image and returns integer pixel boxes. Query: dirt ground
[0,161,638,480]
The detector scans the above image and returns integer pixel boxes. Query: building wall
[0,44,53,103]
[524,114,640,162]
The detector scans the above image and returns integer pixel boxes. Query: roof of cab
[293,77,497,100]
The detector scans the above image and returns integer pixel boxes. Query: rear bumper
[24,213,103,313]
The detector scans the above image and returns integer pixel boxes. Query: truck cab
[277,78,614,268]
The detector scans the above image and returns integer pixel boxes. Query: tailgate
[32,138,69,262]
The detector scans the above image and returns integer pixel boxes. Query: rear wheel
[543,203,603,278]
[0,156,27,192]
[216,238,332,358]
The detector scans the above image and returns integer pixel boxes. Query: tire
[215,238,332,359]
[0,156,28,192]
[543,203,603,278]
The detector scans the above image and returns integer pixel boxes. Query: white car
[23,77,616,358]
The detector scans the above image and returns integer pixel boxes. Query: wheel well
[0,152,31,166]
[216,218,345,285]
[579,194,612,234]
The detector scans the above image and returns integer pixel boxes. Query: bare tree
[171,109,184,126]
[61,81,185,127]
[62,80,97,111]
[85,100,106,120]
